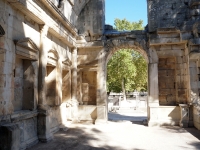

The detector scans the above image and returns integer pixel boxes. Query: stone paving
[28,101,200,150]
[28,122,200,150]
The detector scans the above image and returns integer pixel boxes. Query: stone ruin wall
[1,0,200,149]
[148,0,200,128]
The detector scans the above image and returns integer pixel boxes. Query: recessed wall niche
[13,38,39,111]
[46,50,60,106]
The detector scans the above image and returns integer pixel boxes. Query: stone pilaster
[37,25,53,142]
[147,63,159,126]
[95,50,107,124]
[71,47,79,121]
[38,24,48,108]
[148,63,159,107]
[71,47,77,102]
[0,27,14,115]
[56,58,62,106]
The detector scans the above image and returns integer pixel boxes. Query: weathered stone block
[0,124,20,150]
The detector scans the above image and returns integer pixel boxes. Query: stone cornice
[7,0,45,24]
[40,0,78,36]
[7,0,78,48]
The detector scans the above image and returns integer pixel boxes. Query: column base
[148,119,179,127]
[95,119,107,125]
[38,134,53,143]
[37,108,53,143]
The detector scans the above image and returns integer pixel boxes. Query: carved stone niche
[14,38,39,111]
[62,59,72,103]
[46,50,60,106]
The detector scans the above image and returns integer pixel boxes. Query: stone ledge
[148,119,179,127]
[40,0,77,35]
[11,110,38,123]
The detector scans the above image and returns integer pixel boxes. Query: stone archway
[105,39,149,64]
[95,30,159,124]
[105,39,149,122]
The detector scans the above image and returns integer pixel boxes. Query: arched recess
[46,49,61,106]
[95,38,159,123]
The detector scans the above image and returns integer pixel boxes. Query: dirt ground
[28,121,200,150]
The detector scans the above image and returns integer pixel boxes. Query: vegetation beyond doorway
[106,19,147,101]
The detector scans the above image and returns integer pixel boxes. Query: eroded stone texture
[1,0,200,149]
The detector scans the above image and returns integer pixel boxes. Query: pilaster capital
[39,24,49,35]
[72,47,77,53]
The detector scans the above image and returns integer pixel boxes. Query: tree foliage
[107,19,147,94]
[114,18,144,31]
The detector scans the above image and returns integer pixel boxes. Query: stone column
[71,47,77,101]
[56,58,62,106]
[38,25,48,108]
[148,63,159,107]
[95,50,107,124]
[71,47,79,121]
[148,63,159,126]
[37,25,53,142]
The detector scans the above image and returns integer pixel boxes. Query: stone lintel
[77,41,104,49]
[157,28,180,34]
[78,67,97,71]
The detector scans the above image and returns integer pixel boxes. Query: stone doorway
[105,45,148,124]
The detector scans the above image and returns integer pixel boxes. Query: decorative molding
[62,57,72,70]
[15,38,39,60]
[41,0,77,35]
[68,0,74,6]
[47,50,58,66]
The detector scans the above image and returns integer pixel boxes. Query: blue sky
[105,0,147,27]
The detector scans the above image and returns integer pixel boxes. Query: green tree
[107,19,147,100]
[114,18,144,31]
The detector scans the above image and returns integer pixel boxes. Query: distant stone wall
[77,0,105,40]
[148,0,189,32]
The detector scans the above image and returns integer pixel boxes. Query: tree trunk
[122,78,126,101]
